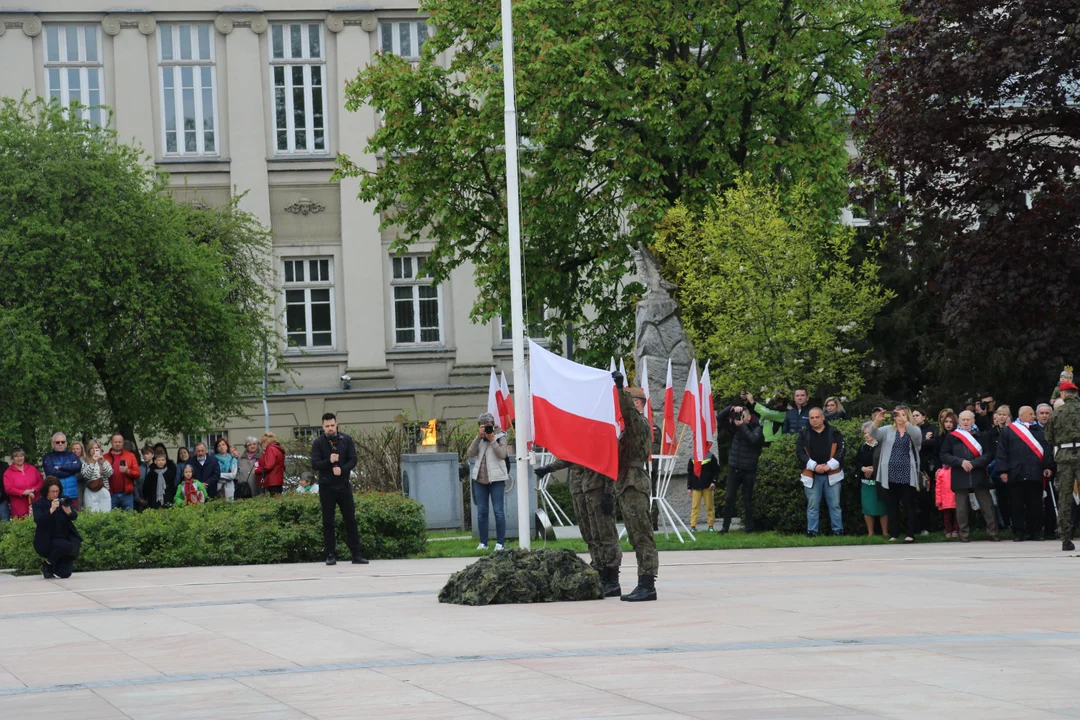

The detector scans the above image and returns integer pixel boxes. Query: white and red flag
[640,356,654,459]
[487,368,509,429]
[700,360,716,454]
[530,340,623,480]
[678,359,705,475]
[661,359,676,455]
[499,371,516,426]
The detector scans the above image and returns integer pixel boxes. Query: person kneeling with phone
[32,476,82,579]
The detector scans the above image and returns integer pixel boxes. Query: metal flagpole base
[652,455,695,543]
[533,451,573,526]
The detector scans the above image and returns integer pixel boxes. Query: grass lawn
[414,529,977,559]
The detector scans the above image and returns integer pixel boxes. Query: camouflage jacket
[1046,396,1080,462]
[547,457,607,492]
[616,389,652,493]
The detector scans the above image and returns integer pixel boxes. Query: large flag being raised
[530,340,623,480]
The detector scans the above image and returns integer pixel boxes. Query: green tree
[0,97,278,455]
[653,176,892,400]
[335,0,897,363]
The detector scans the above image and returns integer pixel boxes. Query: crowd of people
[1,413,369,578]
[0,432,291,522]
[690,369,1080,551]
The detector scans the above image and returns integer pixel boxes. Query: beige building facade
[0,2,529,443]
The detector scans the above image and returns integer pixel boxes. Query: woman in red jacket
[256,432,285,496]
[3,448,43,518]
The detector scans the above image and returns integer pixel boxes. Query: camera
[484,425,495,435]
[60,496,74,507]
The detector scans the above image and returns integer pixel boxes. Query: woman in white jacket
[81,440,114,513]
[467,413,509,551]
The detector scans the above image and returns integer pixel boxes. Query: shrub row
[0,492,427,575]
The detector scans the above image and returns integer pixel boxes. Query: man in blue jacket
[42,433,83,506]
[189,442,221,499]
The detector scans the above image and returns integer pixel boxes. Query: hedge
[0,492,426,575]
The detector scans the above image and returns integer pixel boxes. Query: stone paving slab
[1,543,1079,718]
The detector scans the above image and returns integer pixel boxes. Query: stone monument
[632,242,695,482]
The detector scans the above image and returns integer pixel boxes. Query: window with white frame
[391,255,441,345]
[44,24,106,127]
[158,24,218,155]
[500,307,547,343]
[270,23,327,154]
[379,20,430,59]
[184,431,227,451]
[283,258,335,349]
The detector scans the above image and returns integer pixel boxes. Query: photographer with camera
[717,400,765,533]
[32,476,81,579]
[311,413,366,566]
[467,413,509,551]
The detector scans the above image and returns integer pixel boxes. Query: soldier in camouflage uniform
[615,375,659,602]
[535,459,623,597]
[1046,380,1080,551]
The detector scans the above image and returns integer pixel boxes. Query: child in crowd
[174,464,207,506]
[686,452,720,532]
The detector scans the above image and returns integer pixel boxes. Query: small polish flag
[499,371,516,425]
[487,369,506,429]
[700,360,716,454]
[662,359,676,455]
[640,356,654,457]
[619,357,627,384]
[678,359,705,475]
[531,341,623,480]
[609,357,616,372]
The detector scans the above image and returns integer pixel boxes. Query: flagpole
[500,0,531,549]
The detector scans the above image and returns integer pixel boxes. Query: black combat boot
[41,562,55,579]
[325,553,337,566]
[602,567,621,598]
[1064,539,1075,552]
[620,574,657,602]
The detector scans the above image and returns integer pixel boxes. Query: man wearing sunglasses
[42,433,83,509]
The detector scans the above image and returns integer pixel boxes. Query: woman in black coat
[32,476,82,579]
[939,411,1000,542]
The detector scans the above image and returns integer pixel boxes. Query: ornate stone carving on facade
[3,16,42,37]
[326,13,377,33]
[213,14,268,35]
[101,15,157,36]
[632,242,695,471]
[284,198,326,216]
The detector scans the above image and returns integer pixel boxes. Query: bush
[0,492,427,575]
[751,419,938,535]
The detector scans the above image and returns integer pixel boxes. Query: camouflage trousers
[570,475,621,571]
[618,484,659,577]
[1058,461,1080,540]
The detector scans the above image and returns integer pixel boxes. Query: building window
[44,24,106,127]
[500,307,547,343]
[293,426,323,441]
[283,258,334,349]
[184,431,227,451]
[379,20,430,60]
[270,23,327,154]
[391,255,441,345]
[158,24,218,156]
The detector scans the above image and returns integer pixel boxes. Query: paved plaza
[1,543,1079,719]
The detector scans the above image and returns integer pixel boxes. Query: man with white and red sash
[940,410,1000,542]
[995,406,1054,541]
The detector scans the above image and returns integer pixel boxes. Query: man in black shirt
[796,408,847,537]
[310,412,367,566]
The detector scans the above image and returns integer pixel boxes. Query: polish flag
[609,357,616,372]
[499,371,516,425]
[700,360,716,454]
[678,359,705,475]
[487,368,507,429]
[619,357,628,384]
[531,340,623,480]
[661,359,676,455]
